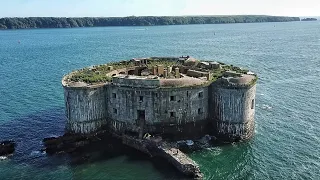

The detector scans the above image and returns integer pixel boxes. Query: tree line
[0,15,300,29]
[301,18,317,21]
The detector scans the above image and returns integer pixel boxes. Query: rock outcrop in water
[0,140,15,156]
[43,131,204,179]
[120,134,203,179]
[42,130,107,154]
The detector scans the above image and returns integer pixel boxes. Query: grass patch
[68,61,135,84]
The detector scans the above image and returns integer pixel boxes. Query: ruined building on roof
[62,56,257,141]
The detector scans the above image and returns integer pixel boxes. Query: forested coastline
[301,18,317,21]
[0,15,300,29]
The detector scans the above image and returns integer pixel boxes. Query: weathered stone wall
[63,85,107,134]
[186,69,208,78]
[210,84,256,140]
[62,74,257,141]
[106,85,209,137]
[112,76,160,88]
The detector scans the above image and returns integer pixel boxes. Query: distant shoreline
[0,15,300,30]
[301,18,318,21]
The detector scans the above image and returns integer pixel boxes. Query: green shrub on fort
[68,59,181,84]
[209,64,249,81]
[147,60,178,67]
[107,61,135,69]
[68,59,253,84]
[69,61,135,83]
[70,69,111,83]
[248,75,258,86]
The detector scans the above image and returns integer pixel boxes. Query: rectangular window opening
[251,99,255,109]
[137,110,145,120]
[170,112,176,117]
[198,108,203,114]
[113,108,118,114]
[139,96,143,102]
[170,96,176,101]
[112,93,117,98]
[198,92,203,98]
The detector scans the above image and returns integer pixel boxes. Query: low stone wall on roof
[112,76,160,88]
[217,75,256,88]
[160,76,207,87]
[186,69,210,79]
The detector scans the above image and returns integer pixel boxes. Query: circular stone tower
[62,77,107,134]
[211,73,257,141]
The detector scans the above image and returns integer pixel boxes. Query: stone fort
[62,56,257,141]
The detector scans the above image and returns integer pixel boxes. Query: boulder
[43,130,107,154]
[0,140,15,156]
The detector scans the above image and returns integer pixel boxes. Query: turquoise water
[0,22,320,179]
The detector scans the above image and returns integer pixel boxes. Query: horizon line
[0,14,311,18]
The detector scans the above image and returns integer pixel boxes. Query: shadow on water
[0,108,186,179]
[68,142,187,179]
[0,108,66,166]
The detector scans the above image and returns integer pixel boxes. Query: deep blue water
[0,21,320,180]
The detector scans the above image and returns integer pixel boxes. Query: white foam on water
[255,124,259,134]
[48,134,59,138]
[206,147,223,156]
[0,156,8,160]
[30,150,46,157]
[261,104,272,110]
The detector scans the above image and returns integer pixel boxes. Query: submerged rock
[42,130,107,154]
[0,140,15,156]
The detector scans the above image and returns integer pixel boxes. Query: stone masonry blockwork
[63,81,256,141]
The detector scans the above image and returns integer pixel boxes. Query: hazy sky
[1,0,319,17]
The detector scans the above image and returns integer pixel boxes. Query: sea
[0,21,319,180]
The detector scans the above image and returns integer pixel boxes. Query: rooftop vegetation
[248,76,258,86]
[66,58,255,85]
[147,59,179,68]
[209,64,249,81]
[68,61,135,84]
[67,59,180,84]
[69,68,112,83]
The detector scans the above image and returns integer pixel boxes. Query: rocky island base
[0,140,15,157]
[42,130,204,179]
